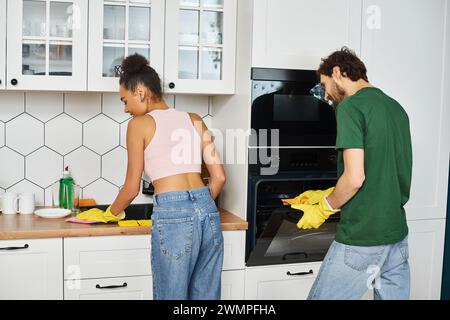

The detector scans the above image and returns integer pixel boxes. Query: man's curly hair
[317,47,369,82]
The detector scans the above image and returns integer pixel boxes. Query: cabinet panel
[222,231,246,271]
[0,238,63,300]
[87,0,165,92]
[408,219,446,299]
[64,275,152,300]
[6,0,88,91]
[64,235,151,280]
[252,0,362,70]
[221,269,245,300]
[0,0,5,89]
[361,0,449,220]
[164,0,237,94]
[244,262,321,300]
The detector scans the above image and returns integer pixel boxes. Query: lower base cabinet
[244,262,321,300]
[244,262,374,300]
[64,276,153,300]
[407,219,446,300]
[0,238,63,300]
[64,271,245,300]
[221,270,245,300]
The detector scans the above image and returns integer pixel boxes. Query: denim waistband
[153,186,211,206]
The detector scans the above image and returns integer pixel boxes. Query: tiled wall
[0,91,213,206]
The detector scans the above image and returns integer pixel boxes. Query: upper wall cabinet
[164,0,237,95]
[252,0,362,70]
[0,0,6,89]
[6,0,88,91]
[87,0,165,92]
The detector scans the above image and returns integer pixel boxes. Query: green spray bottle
[59,166,74,210]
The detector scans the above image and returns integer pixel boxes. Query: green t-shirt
[334,87,412,246]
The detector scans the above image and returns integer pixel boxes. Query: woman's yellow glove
[282,187,335,206]
[76,206,125,223]
[293,196,339,229]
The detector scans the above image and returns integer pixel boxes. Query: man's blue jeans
[151,186,224,300]
[308,236,410,300]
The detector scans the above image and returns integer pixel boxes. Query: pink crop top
[144,108,202,182]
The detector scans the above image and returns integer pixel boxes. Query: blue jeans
[308,236,410,300]
[151,186,224,300]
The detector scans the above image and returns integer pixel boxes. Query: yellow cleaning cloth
[118,220,152,227]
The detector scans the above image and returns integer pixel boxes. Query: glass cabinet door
[165,0,237,94]
[0,0,6,89]
[6,0,88,90]
[88,0,165,92]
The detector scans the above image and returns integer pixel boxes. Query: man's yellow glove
[293,196,340,229]
[76,206,125,223]
[282,187,335,206]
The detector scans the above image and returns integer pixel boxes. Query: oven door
[246,176,338,267]
[247,207,339,266]
[250,80,336,147]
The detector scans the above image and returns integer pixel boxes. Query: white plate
[34,208,72,219]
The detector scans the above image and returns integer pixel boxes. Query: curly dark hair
[119,53,163,101]
[317,47,369,82]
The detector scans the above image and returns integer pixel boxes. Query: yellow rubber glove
[118,220,152,227]
[293,196,339,229]
[282,187,335,206]
[76,206,125,223]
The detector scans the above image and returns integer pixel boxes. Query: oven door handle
[287,269,314,276]
[282,251,308,260]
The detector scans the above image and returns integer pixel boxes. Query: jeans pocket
[344,245,386,272]
[208,212,224,248]
[155,216,194,260]
[399,243,409,261]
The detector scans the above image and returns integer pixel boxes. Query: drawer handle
[96,283,128,290]
[0,244,29,251]
[287,269,314,276]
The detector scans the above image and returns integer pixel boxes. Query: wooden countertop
[0,208,248,240]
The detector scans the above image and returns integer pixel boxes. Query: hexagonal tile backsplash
[0,92,212,206]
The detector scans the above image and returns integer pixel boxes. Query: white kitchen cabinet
[221,269,245,300]
[244,262,322,300]
[222,230,246,270]
[0,0,6,89]
[64,235,151,280]
[408,219,446,300]
[87,0,165,92]
[252,0,362,70]
[65,271,244,300]
[64,275,152,300]
[0,238,63,300]
[6,0,88,91]
[164,0,237,94]
[361,0,450,221]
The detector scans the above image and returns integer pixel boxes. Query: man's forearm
[327,173,363,210]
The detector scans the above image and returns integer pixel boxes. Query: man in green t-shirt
[296,47,412,300]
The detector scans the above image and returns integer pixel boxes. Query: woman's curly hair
[119,53,163,101]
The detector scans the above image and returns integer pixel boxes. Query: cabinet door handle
[0,244,29,251]
[168,82,175,89]
[96,282,128,290]
[10,78,18,86]
[286,269,314,276]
